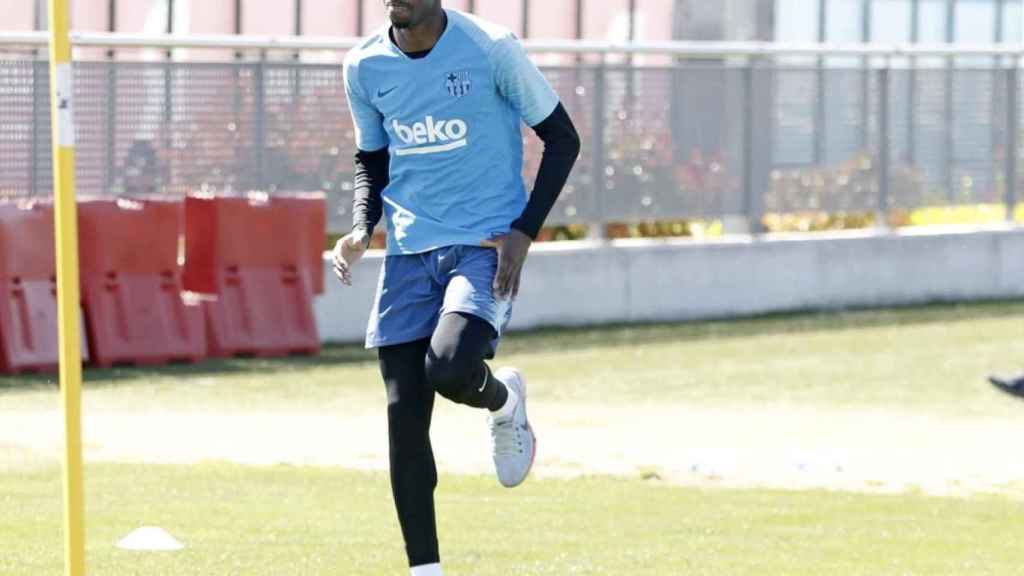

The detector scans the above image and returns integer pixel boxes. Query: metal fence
[0,33,1021,233]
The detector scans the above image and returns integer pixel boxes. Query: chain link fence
[0,43,1021,233]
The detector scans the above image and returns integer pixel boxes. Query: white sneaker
[489,367,536,488]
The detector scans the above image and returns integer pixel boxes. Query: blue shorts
[366,245,513,356]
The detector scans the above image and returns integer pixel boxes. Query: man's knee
[424,349,482,404]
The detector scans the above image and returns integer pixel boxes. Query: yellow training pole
[47,0,86,574]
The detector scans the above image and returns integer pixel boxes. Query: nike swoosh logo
[377,86,398,98]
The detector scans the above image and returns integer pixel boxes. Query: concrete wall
[314,226,1024,344]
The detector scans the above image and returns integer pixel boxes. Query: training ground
[3,303,1024,574]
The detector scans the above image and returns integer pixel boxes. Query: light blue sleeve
[491,35,559,127]
[343,55,389,152]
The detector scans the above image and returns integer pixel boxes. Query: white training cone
[116,526,184,551]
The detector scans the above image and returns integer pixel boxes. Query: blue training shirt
[343,10,559,255]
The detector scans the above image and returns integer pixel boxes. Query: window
[635,0,674,42]
[775,0,820,42]
[955,0,997,43]
[302,0,356,37]
[917,0,949,42]
[71,0,109,31]
[582,0,630,40]
[871,0,912,42]
[528,0,577,40]
[1002,0,1022,42]
[242,0,294,35]
[118,0,171,34]
[475,0,524,36]
[826,0,864,42]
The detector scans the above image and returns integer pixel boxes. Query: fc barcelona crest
[444,70,471,99]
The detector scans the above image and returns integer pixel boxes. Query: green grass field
[6,301,1024,413]
[3,462,1024,575]
[3,302,1024,574]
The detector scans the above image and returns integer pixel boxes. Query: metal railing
[2,31,1023,56]
[0,33,1021,234]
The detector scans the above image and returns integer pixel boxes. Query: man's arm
[351,147,389,245]
[487,35,581,299]
[335,55,390,284]
[343,53,390,244]
[511,102,581,240]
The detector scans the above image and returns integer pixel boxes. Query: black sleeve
[351,147,389,238]
[511,102,582,240]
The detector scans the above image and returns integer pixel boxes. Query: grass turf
[3,462,1024,575]
[3,301,1024,416]
[3,302,1024,574]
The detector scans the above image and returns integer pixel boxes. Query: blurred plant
[605,219,724,239]
[761,152,930,233]
[901,203,1024,227]
[762,211,876,233]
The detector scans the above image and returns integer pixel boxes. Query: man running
[332,2,580,574]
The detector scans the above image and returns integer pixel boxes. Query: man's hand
[332,229,371,286]
[482,229,532,300]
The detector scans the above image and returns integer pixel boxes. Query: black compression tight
[378,312,508,567]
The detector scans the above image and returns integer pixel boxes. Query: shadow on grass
[3,299,1023,392]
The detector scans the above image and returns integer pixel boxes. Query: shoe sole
[501,368,536,489]
[989,378,1024,401]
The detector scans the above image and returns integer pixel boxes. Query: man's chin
[390,18,411,29]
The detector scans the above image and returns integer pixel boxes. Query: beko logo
[392,116,468,156]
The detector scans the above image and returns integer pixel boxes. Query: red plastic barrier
[184,193,326,294]
[184,193,324,357]
[273,193,327,295]
[78,198,205,367]
[0,202,59,374]
[199,267,319,357]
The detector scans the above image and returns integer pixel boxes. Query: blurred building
[5,0,1019,45]
[4,0,677,41]
[2,0,1020,226]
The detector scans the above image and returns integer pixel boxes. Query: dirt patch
[4,401,1022,498]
